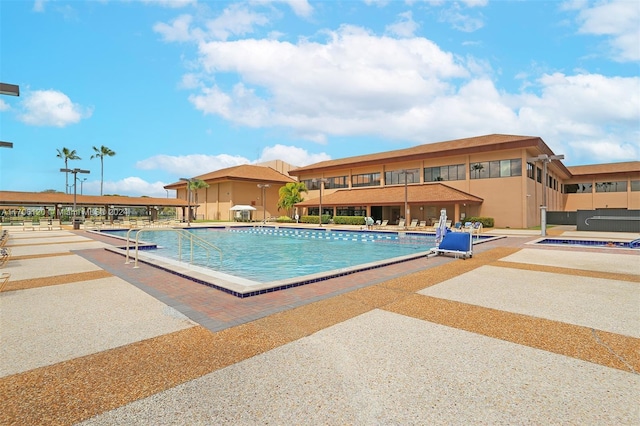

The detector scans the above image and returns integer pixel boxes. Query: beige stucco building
[290,134,639,228]
[164,163,296,222]
[166,134,639,228]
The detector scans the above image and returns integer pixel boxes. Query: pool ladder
[124,228,222,268]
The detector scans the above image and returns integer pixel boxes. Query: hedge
[465,216,494,228]
[300,214,332,224]
[332,216,366,226]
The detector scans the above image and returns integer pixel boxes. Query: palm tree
[277,182,308,218]
[56,148,81,194]
[91,145,116,196]
[188,179,210,220]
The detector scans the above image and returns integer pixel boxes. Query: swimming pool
[104,227,438,294]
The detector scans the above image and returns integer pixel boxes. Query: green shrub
[275,216,295,223]
[465,216,494,228]
[332,216,366,225]
[300,214,332,224]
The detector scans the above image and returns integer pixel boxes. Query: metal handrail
[124,228,222,269]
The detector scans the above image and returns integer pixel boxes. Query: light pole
[257,183,271,223]
[527,154,564,236]
[399,170,410,229]
[0,83,19,149]
[179,178,192,226]
[60,168,90,224]
[313,178,329,226]
[78,177,87,195]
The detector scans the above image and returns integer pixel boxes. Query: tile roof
[295,183,483,207]
[567,161,640,177]
[164,164,295,189]
[290,134,547,174]
[0,191,189,207]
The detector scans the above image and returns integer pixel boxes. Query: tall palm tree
[188,179,210,220]
[56,147,81,194]
[91,145,116,196]
[277,182,308,218]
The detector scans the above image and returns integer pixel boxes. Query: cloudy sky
[1,0,638,197]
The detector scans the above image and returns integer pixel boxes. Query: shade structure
[230,205,257,211]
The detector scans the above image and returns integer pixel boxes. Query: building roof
[164,164,296,189]
[295,183,483,207]
[290,134,563,174]
[567,161,640,177]
[0,191,189,207]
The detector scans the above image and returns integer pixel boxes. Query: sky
[0,0,638,198]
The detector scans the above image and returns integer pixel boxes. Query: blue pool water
[106,227,437,283]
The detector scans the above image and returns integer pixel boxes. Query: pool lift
[124,228,222,269]
[431,209,474,260]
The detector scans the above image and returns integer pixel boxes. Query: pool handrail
[123,228,222,268]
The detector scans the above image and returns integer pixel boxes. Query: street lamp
[179,177,192,226]
[312,178,329,226]
[60,168,90,224]
[527,154,564,236]
[257,183,271,224]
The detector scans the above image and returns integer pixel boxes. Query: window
[527,162,535,180]
[352,172,380,187]
[469,159,522,179]
[563,183,593,194]
[326,176,348,189]
[385,169,419,185]
[536,167,542,183]
[424,164,465,181]
[336,206,367,216]
[595,181,627,192]
[632,181,640,191]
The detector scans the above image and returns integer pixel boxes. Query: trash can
[73,218,81,230]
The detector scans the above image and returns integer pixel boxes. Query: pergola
[0,191,189,222]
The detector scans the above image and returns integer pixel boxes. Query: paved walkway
[1,225,638,425]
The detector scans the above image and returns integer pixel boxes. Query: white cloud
[98,177,174,198]
[574,0,640,62]
[205,4,269,41]
[0,99,10,112]
[386,11,419,38]
[154,14,195,42]
[257,144,331,166]
[18,90,93,127]
[136,153,250,175]
[265,0,314,18]
[190,25,467,141]
[439,3,485,32]
[33,0,47,12]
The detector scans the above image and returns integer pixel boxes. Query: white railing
[124,228,222,269]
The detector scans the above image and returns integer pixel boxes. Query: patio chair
[453,222,462,231]
[0,272,9,292]
[397,219,406,228]
[375,220,389,229]
[408,219,418,228]
[418,220,427,228]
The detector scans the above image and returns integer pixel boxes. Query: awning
[230,205,257,211]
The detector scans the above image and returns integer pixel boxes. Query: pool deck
[1,224,639,425]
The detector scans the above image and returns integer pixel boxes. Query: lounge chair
[375,220,389,229]
[0,247,11,268]
[397,219,406,228]
[408,219,418,228]
[38,220,51,231]
[418,220,427,228]
[0,272,9,292]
